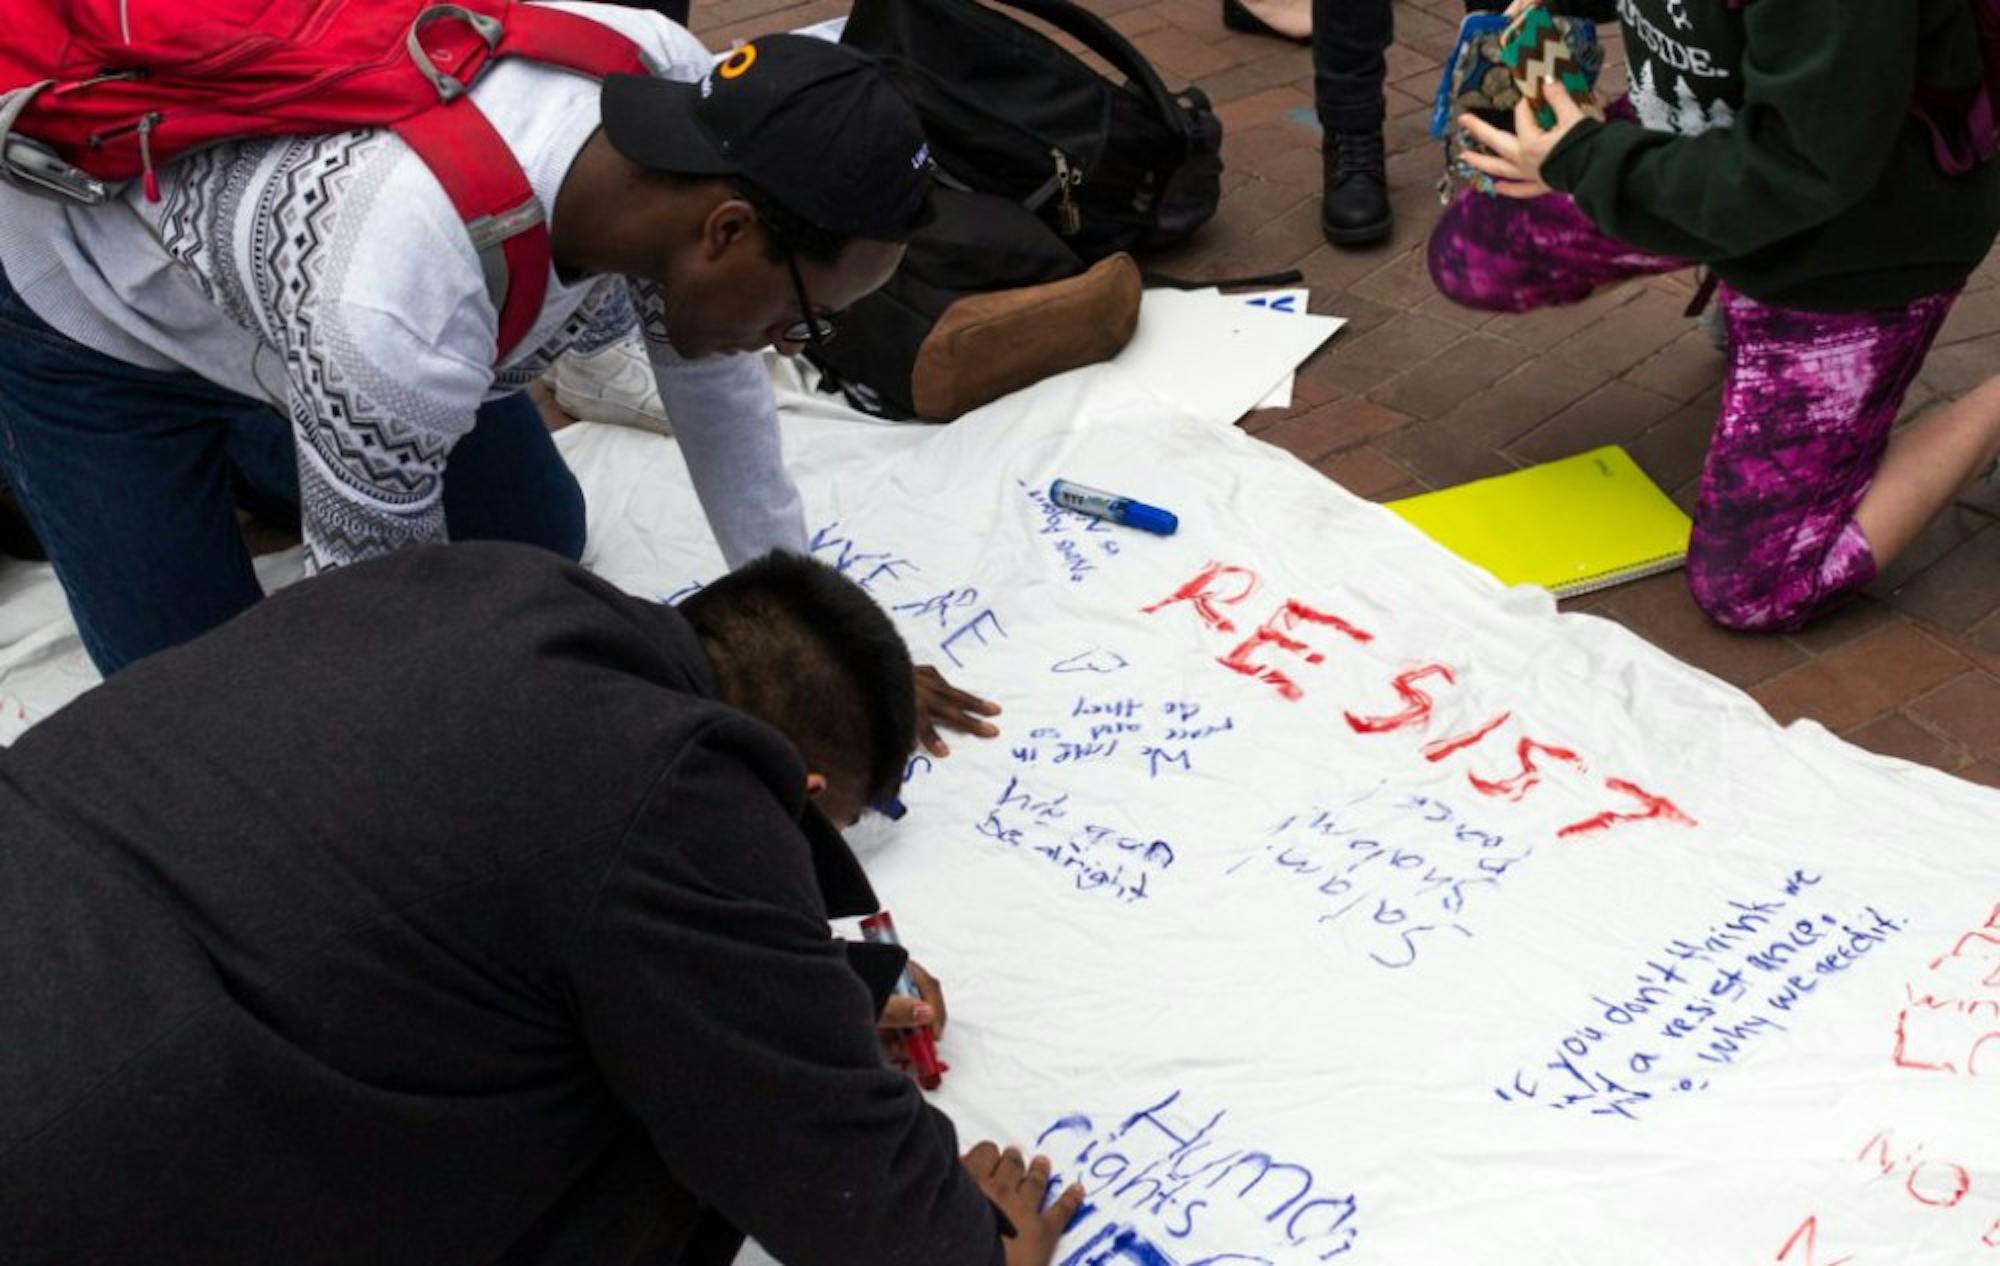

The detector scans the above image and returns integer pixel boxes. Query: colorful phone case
[1431,3,1604,199]
[1501,6,1599,130]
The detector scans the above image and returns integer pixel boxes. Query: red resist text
[1141,561,1696,842]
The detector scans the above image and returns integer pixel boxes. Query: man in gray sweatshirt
[0,16,940,688]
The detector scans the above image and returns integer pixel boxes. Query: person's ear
[805,771,829,800]
[700,196,760,264]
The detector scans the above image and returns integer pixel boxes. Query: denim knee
[540,472,588,563]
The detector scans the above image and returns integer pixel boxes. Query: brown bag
[908,253,1141,421]
[806,188,1142,422]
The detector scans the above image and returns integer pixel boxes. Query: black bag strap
[1144,268,1305,291]
[960,0,1199,147]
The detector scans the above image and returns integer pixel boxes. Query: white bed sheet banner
[3,356,1998,1265]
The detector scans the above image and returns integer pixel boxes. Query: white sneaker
[551,330,671,434]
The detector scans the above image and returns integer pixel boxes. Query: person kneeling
[1430,0,2000,633]
[0,542,1078,1266]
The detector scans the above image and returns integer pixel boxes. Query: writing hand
[877,957,947,1062]
[915,664,1001,758]
[1459,77,1589,199]
[961,1143,1085,1266]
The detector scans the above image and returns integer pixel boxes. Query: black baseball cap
[601,34,933,242]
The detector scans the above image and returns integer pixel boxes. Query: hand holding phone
[1500,4,1597,130]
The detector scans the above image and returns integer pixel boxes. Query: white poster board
[563,363,2000,1266]
[4,353,1996,1264]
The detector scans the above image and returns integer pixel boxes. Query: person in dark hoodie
[1428,0,2000,633]
[0,541,1080,1266]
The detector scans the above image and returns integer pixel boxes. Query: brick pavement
[689,0,2000,784]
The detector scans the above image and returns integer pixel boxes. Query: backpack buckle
[466,197,546,316]
[407,4,506,103]
[0,85,112,204]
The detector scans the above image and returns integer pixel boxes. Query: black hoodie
[1544,0,2000,308]
[0,542,1000,1266]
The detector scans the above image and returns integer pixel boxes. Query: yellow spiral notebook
[1385,446,1692,598]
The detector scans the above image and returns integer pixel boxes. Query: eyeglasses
[779,246,837,348]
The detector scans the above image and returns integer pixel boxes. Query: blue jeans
[0,264,585,674]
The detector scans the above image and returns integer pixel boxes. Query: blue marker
[875,796,908,821]
[1049,479,1178,536]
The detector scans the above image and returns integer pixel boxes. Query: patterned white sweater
[0,2,804,571]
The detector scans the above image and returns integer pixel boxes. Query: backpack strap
[1143,268,1304,290]
[962,0,1201,148]
[0,83,108,202]
[393,103,550,363]
[1682,268,1720,318]
[494,3,653,79]
[392,3,649,363]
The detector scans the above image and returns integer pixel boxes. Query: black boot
[1321,129,1392,247]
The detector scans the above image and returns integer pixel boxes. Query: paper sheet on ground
[3,354,1997,1265]
[1246,288,1310,411]
[1114,288,1342,426]
[1221,287,1314,412]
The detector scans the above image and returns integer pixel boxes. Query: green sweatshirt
[1541,0,2000,310]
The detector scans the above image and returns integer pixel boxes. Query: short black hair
[679,551,916,806]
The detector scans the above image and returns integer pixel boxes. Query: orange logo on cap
[719,43,757,79]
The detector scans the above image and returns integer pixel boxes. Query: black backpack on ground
[807,186,1141,421]
[841,0,1223,260]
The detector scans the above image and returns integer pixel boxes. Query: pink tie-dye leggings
[1427,185,1959,632]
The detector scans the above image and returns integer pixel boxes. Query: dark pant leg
[226,406,305,532]
[439,391,588,561]
[226,390,586,562]
[1312,0,1395,132]
[0,267,279,675]
[0,466,42,560]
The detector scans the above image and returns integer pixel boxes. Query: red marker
[860,910,946,1090]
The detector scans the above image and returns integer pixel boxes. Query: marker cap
[1122,502,1179,535]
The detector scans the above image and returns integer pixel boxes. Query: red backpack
[1723,0,1998,176]
[0,0,649,360]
